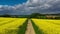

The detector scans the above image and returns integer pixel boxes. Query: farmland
[0,17,60,34]
[32,19,60,34]
[0,17,27,34]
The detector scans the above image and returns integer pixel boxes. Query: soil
[25,20,35,34]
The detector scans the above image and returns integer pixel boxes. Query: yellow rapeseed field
[0,17,27,34]
[32,19,60,34]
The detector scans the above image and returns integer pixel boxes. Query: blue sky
[0,0,27,5]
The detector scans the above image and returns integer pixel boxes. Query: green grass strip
[17,19,28,34]
[31,20,44,34]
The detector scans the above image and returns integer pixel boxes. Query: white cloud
[0,0,60,15]
[0,5,3,8]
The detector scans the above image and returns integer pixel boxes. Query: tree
[30,13,41,18]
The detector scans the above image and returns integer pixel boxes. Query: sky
[0,0,27,5]
[0,0,60,15]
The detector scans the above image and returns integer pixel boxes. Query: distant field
[32,19,60,34]
[0,17,27,34]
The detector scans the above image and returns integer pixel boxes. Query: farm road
[25,19,35,34]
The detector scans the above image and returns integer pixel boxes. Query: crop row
[0,18,27,34]
[32,19,60,34]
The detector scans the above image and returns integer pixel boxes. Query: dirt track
[25,20,35,34]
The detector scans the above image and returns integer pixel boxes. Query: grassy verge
[17,19,28,34]
[31,20,44,34]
